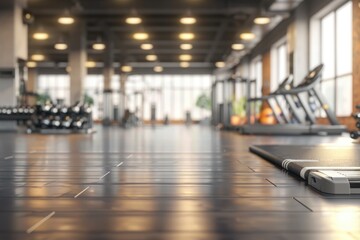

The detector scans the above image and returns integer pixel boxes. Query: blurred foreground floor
[0,125,358,240]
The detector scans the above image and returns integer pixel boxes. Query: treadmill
[250,145,360,194]
[241,64,347,135]
[247,75,304,125]
[220,77,256,131]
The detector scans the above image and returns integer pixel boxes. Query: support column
[103,32,113,91]
[0,0,27,130]
[353,0,360,122]
[69,20,86,105]
[288,0,309,85]
[27,68,37,105]
[102,31,114,125]
[118,73,127,123]
[262,51,271,96]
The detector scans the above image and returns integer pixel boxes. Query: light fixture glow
[121,65,133,72]
[58,17,74,25]
[86,61,96,68]
[26,61,37,68]
[31,54,45,61]
[254,17,271,25]
[179,33,194,40]
[216,61,225,68]
[141,43,153,50]
[126,17,142,25]
[180,43,193,50]
[180,17,197,24]
[54,43,68,50]
[180,62,190,68]
[240,32,256,40]
[133,33,149,40]
[33,32,49,40]
[92,43,106,50]
[232,43,245,50]
[154,66,163,72]
[179,54,192,61]
[146,55,157,61]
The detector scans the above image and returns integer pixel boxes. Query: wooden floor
[0,125,358,240]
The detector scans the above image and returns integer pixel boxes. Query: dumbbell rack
[350,105,360,139]
[28,104,94,134]
[0,105,94,134]
[0,106,34,121]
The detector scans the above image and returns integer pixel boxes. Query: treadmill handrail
[279,64,324,94]
[247,75,294,102]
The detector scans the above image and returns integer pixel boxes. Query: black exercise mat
[249,145,360,179]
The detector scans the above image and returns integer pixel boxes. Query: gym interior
[0,0,360,239]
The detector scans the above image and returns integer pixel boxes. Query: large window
[127,75,212,121]
[271,40,288,92]
[37,75,70,105]
[84,75,104,120]
[320,1,352,116]
[250,57,262,98]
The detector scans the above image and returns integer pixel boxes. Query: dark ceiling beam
[86,26,234,33]
[36,67,214,75]
[204,18,231,63]
[29,8,252,16]
[29,49,224,55]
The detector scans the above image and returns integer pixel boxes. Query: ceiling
[26,0,303,72]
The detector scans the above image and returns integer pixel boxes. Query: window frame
[319,0,352,117]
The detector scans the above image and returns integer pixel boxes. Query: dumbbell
[61,117,72,128]
[350,131,360,139]
[72,117,87,129]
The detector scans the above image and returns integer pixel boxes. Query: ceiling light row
[126,17,196,25]
[180,43,192,50]
[26,57,175,72]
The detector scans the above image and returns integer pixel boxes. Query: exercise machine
[241,64,347,135]
[211,76,256,130]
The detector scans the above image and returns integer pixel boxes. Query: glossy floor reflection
[0,125,358,240]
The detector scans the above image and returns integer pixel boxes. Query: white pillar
[69,20,86,105]
[0,0,28,130]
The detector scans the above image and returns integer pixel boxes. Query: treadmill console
[308,170,360,194]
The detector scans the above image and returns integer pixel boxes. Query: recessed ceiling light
[33,32,49,40]
[126,17,142,25]
[179,54,192,61]
[240,32,256,40]
[146,55,157,61]
[232,43,245,50]
[54,43,68,50]
[86,61,96,68]
[254,17,271,25]
[180,17,197,24]
[180,62,190,68]
[179,33,194,40]
[26,61,37,68]
[31,54,45,61]
[133,32,149,40]
[180,43,193,50]
[141,43,153,50]
[58,17,74,25]
[216,61,225,68]
[121,65,133,72]
[154,66,163,72]
[92,43,106,50]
